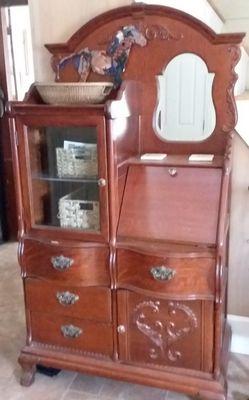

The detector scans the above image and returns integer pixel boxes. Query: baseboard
[228,314,249,355]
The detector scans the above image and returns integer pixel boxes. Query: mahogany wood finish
[25,280,112,322]
[117,290,214,372]
[20,238,110,286]
[117,249,216,300]
[30,312,113,357]
[9,4,245,400]
[117,165,222,246]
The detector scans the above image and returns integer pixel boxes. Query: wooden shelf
[125,155,224,168]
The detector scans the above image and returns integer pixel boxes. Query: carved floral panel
[123,292,205,370]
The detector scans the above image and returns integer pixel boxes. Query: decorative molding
[133,300,198,363]
[136,23,183,41]
[222,46,241,133]
[31,341,111,359]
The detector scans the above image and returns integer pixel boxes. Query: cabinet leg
[19,358,36,387]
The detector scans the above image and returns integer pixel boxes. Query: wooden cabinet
[9,4,245,399]
[16,114,109,242]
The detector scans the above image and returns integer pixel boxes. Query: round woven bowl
[35,82,114,105]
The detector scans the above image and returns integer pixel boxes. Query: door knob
[117,325,126,334]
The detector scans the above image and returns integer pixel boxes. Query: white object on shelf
[140,153,167,160]
[58,188,99,231]
[56,144,97,178]
[35,82,113,105]
[188,154,214,162]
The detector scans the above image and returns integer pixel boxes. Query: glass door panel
[28,126,101,232]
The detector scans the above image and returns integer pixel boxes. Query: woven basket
[56,145,97,178]
[36,82,113,105]
[58,189,99,230]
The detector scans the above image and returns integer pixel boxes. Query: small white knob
[168,168,177,177]
[98,178,107,187]
[117,325,126,334]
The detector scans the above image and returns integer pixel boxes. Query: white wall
[235,47,249,96]
[29,0,132,81]
[223,19,249,90]
[134,0,223,33]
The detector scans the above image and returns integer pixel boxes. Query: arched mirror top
[41,4,245,154]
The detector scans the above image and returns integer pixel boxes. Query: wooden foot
[19,356,36,387]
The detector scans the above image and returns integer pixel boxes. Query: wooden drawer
[21,239,110,286]
[25,279,112,323]
[30,312,113,357]
[117,249,215,299]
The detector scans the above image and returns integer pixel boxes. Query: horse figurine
[56,25,147,87]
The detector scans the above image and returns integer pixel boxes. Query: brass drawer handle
[51,255,74,271]
[61,324,82,338]
[56,291,79,306]
[150,266,176,281]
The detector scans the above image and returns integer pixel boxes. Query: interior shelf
[124,155,224,168]
[32,173,98,183]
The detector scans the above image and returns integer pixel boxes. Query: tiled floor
[0,242,248,400]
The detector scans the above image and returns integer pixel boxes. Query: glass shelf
[32,173,98,183]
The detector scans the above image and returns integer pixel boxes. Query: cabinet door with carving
[117,290,214,372]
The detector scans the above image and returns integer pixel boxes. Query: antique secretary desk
[10,4,245,400]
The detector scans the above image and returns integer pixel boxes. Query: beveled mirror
[154,53,216,142]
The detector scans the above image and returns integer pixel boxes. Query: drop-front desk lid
[117,164,222,246]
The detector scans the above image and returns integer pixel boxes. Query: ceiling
[209,0,249,20]
[209,0,249,52]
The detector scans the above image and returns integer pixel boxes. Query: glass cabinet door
[26,124,107,237]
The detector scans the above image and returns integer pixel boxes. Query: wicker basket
[36,82,113,105]
[58,188,99,230]
[56,145,97,178]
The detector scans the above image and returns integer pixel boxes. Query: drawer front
[117,249,215,299]
[25,279,112,323]
[21,239,110,286]
[30,312,113,357]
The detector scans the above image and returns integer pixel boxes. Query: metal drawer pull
[61,324,82,339]
[51,255,74,271]
[150,266,176,281]
[56,291,79,306]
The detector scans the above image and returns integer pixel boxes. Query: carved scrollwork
[133,300,198,363]
[141,24,183,41]
[98,23,183,46]
[222,46,241,133]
